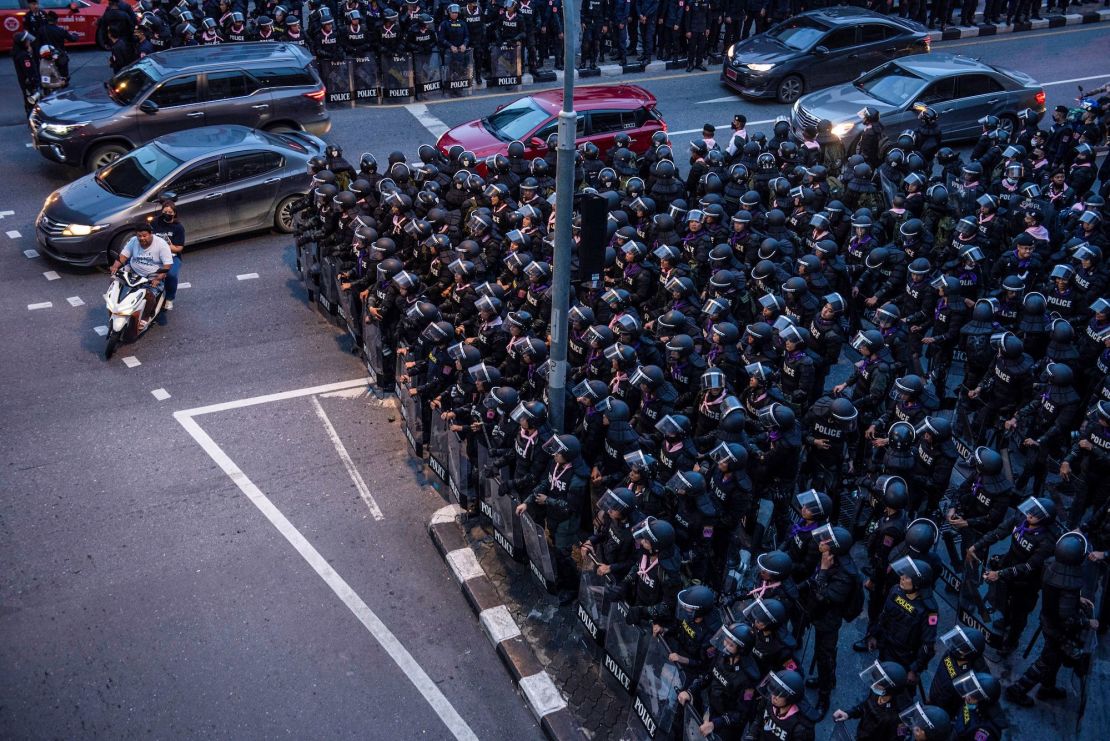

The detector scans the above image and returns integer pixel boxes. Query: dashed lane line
[93,325,108,336]
[43,271,60,281]
[7,230,22,239]
[178,281,192,289]
[236,273,259,281]
[27,302,52,310]
[122,356,141,368]
[151,388,171,401]
[66,296,84,307]
[23,249,38,258]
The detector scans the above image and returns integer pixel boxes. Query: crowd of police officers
[286,87,1110,740]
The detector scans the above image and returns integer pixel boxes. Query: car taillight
[304,88,326,102]
[1035,90,1046,106]
[923,35,932,51]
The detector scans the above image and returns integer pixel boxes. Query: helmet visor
[1017,496,1050,521]
[655,414,685,437]
[542,434,570,457]
[952,671,988,703]
[509,402,531,424]
[858,661,897,694]
[795,489,827,517]
[899,702,938,731]
[939,625,977,657]
[741,597,775,627]
[597,488,632,514]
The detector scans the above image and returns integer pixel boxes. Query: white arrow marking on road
[7,230,22,239]
[122,356,141,368]
[694,95,740,104]
[405,102,451,139]
[43,271,60,281]
[151,388,171,401]
[311,395,385,520]
[27,302,52,310]
[236,272,259,281]
[23,249,38,258]
[93,325,108,336]
[66,296,84,307]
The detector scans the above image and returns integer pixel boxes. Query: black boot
[1005,683,1035,707]
[814,695,830,721]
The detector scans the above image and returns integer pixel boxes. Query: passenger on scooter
[150,195,185,312]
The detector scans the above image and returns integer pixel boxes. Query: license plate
[726,68,738,80]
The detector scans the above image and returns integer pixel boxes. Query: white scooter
[103,267,165,359]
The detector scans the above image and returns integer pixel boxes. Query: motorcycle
[102,267,165,359]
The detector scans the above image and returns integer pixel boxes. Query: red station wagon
[0,0,118,53]
[436,84,666,169]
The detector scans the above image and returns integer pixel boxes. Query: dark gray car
[30,42,330,172]
[36,126,324,266]
[790,53,1046,150]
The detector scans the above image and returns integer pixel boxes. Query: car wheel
[998,114,1017,135]
[274,196,298,234]
[776,75,804,104]
[87,143,128,173]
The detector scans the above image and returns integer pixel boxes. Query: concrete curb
[428,504,587,741]
[511,8,1110,86]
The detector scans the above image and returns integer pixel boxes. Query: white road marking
[319,386,369,399]
[178,281,192,289]
[151,388,171,401]
[27,301,52,310]
[694,95,738,104]
[122,356,141,368]
[0,210,14,217]
[1042,73,1110,87]
[24,143,32,148]
[310,395,385,520]
[66,296,84,307]
[43,270,60,281]
[405,102,451,139]
[93,325,108,336]
[23,249,38,258]
[174,388,478,741]
[668,117,776,136]
[236,272,259,281]
[7,230,22,239]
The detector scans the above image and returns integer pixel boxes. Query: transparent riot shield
[481,474,526,561]
[576,560,613,646]
[488,42,522,89]
[414,51,443,98]
[472,438,491,507]
[520,510,557,594]
[351,55,380,104]
[338,286,362,343]
[298,241,317,299]
[626,636,686,740]
[444,49,474,97]
[317,254,341,319]
[427,412,450,485]
[602,601,648,696]
[682,702,721,741]
[363,320,386,384]
[382,54,414,103]
[447,429,473,504]
[396,351,423,456]
[323,59,353,107]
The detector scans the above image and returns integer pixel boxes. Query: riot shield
[338,285,362,343]
[396,351,423,456]
[480,474,526,561]
[427,412,451,485]
[414,51,443,98]
[488,42,522,89]
[682,702,721,741]
[576,562,612,646]
[447,429,473,505]
[444,49,474,97]
[382,54,414,103]
[626,636,685,740]
[323,59,353,107]
[363,320,386,384]
[520,510,557,594]
[351,56,380,104]
[317,254,341,319]
[297,241,317,299]
[602,601,647,696]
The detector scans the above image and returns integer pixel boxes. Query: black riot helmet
[755,550,793,579]
[904,518,939,553]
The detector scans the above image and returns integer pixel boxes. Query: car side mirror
[530,137,544,149]
[69,1,79,11]
[814,46,829,55]
[139,99,158,114]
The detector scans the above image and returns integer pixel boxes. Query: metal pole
[547,0,578,434]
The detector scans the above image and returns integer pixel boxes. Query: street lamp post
[547,0,578,433]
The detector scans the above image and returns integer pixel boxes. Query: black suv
[30,42,331,172]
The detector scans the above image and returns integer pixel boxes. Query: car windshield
[482,98,550,141]
[854,63,924,106]
[108,61,158,105]
[94,144,181,199]
[768,17,827,50]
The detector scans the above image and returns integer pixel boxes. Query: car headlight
[727,44,736,59]
[832,122,855,138]
[746,63,775,72]
[41,121,89,137]
[61,223,108,237]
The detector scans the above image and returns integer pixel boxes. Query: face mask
[163,209,175,220]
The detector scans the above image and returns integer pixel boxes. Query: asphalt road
[0,23,1109,739]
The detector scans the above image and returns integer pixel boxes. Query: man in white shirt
[107,225,173,325]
